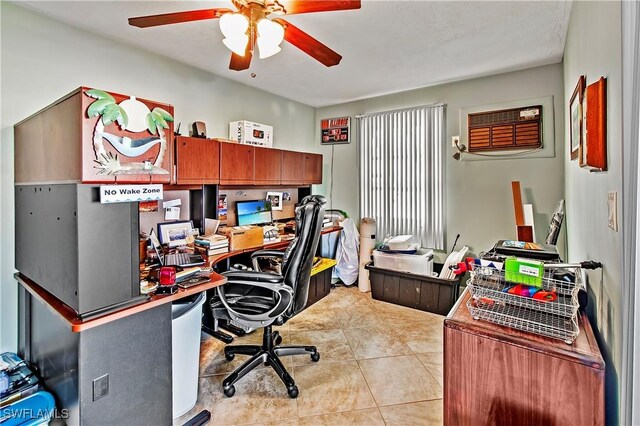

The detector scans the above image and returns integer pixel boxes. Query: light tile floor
[175,286,444,426]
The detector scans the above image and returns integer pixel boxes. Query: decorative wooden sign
[82,88,175,183]
[581,77,607,172]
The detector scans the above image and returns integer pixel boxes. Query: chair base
[222,325,319,399]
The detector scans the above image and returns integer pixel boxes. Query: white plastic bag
[334,218,360,286]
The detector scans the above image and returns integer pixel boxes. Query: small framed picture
[157,220,193,246]
[570,75,585,161]
[266,192,283,211]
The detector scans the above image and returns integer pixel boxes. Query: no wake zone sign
[100,184,163,204]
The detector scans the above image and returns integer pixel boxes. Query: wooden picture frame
[569,75,585,161]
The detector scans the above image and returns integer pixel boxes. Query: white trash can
[171,291,206,418]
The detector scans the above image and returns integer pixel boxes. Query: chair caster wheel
[311,352,320,362]
[224,385,235,397]
[225,352,235,361]
[274,334,283,346]
[287,385,299,398]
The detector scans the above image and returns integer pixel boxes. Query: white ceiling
[18,1,572,108]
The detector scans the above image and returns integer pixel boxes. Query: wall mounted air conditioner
[467,105,543,152]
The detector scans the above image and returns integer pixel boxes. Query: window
[358,104,446,249]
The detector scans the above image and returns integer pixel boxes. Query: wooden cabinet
[15,87,174,184]
[220,143,254,185]
[175,137,219,184]
[444,290,604,426]
[183,141,322,187]
[303,153,323,184]
[254,146,282,185]
[281,150,305,185]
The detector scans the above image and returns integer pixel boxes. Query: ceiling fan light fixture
[257,18,285,58]
[223,35,249,56]
[219,12,249,38]
[257,40,281,59]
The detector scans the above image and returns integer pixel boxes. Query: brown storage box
[217,226,264,251]
[365,262,463,316]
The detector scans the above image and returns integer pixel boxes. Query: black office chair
[210,195,327,398]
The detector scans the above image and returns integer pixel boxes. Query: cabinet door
[175,137,220,184]
[303,153,323,184]
[281,150,304,185]
[220,142,254,185]
[254,147,282,185]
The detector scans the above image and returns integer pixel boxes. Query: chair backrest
[280,195,326,319]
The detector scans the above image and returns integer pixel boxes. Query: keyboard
[165,252,191,266]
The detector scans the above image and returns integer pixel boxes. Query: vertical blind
[358,104,446,249]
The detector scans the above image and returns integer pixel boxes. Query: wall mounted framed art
[580,77,607,172]
[569,75,585,161]
[320,117,350,144]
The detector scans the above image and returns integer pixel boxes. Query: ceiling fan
[129,0,361,71]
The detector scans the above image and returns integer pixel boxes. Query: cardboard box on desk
[217,226,264,251]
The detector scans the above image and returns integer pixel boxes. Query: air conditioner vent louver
[467,105,542,152]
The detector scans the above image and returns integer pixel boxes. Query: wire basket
[466,265,582,344]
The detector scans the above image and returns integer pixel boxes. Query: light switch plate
[608,192,618,231]
[93,374,109,401]
[452,135,460,148]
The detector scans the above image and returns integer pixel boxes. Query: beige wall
[315,63,566,259]
[563,1,622,423]
[0,3,316,352]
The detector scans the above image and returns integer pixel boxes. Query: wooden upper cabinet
[14,87,175,184]
[281,150,304,185]
[220,142,254,185]
[175,137,219,184]
[303,153,323,184]
[254,147,282,185]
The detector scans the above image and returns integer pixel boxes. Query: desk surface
[206,225,342,266]
[16,226,341,333]
[16,271,226,333]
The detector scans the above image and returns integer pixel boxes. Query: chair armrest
[216,272,292,329]
[222,270,283,283]
[250,250,285,270]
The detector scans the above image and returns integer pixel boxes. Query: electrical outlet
[608,192,618,231]
[451,136,460,148]
[93,374,109,401]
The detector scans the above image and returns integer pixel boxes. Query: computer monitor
[236,200,273,226]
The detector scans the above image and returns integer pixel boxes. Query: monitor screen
[236,200,273,226]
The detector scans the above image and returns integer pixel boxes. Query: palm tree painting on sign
[84,88,174,176]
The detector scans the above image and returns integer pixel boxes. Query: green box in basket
[504,257,544,287]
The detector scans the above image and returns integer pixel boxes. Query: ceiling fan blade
[273,19,342,67]
[229,49,253,71]
[129,8,233,28]
[274,1,361,15]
